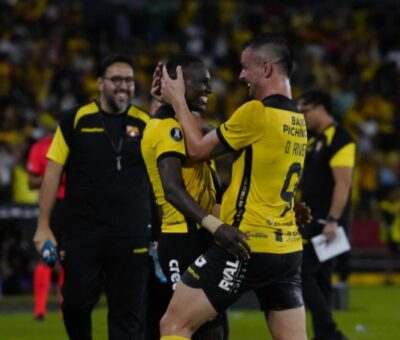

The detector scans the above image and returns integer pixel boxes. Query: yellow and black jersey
[47,101,152,237]
[216,95,307,254]
[141,105,216,233]
[301,123,356,231]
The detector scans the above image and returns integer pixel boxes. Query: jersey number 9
[280,162,302,217]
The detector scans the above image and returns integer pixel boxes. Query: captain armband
[201,214,224,234]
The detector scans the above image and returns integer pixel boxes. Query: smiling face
[98,62,135,114]
[238,47,266,100]
[183,64,212,114]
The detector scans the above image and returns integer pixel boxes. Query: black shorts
[158,229,211,291]
[158,229,228,331]
[182,244,304,313]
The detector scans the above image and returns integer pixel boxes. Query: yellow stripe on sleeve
[330,143,356,167]
[73,102,99,128]
[128,105,150,123]
[47,127,69,165]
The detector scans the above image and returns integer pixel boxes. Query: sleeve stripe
[74,102,99,128]
[216,126,236,152]
[47,127,69,165]
[128,105,150,123]
[156,151,186,165]
[330,143,356,167]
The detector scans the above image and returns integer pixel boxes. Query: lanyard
[98,112,124,171]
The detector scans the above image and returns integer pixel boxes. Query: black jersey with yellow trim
[47,101,152,238]
[216,95,307,254]
[301,124,355,225]
[141,104,216,234]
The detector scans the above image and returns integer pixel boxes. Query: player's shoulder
[262,94,300,113]
[152,104,176,120]
[144,105,181,140]
[151,105,181,127]
[238,99,265,111]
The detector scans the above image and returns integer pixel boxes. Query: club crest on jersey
[170,127,183,141]
[126,125,140,138]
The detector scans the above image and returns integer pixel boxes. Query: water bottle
[41,240,58,267]
[149,246,167,284]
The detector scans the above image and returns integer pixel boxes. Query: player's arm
[158,156,208,222]
[158,156,250,259]
[161,65,229,162]
[33,160,63,252]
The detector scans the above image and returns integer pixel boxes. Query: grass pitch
[0,285,399,339]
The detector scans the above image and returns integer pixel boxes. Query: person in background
[27,115,66,320]
[33,54,152,340]
[298,89,355,340]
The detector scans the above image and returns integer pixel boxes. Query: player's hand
[214,224,251,260]
[150,62,163,103]
[161,65,186,106]
[33,222,57,253]
[294,202,312,230]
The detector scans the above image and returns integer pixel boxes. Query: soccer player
[142,55,234,339]
[159,33,308,340]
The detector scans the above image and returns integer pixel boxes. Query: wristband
[201,214,223,234]
[326,215,338,222]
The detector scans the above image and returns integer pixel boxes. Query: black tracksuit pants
[61,233,149,340]
[301,243,340,340]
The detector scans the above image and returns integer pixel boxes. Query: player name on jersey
[283,116,307,157]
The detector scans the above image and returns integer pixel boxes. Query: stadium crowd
[0,0,399,302]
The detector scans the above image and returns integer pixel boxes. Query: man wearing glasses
[33,54,152,340]
[298,90,355,340]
